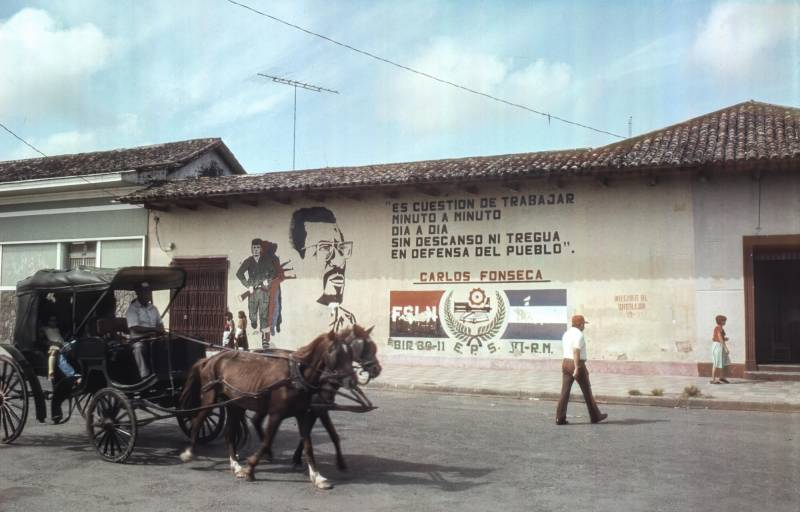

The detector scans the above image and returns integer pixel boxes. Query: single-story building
[119,100,800,378]
[0,138,244,341]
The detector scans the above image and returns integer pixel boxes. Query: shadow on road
[599,418,669,426]
[328,453,495,491]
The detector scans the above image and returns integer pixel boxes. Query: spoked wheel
[0,355,29,444]
[86,388,137,463]
[177,406,226,444]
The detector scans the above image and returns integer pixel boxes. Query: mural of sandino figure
[236,238,288,347]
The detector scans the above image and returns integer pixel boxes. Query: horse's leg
[225,406,245,474]
[237,412,283,481]
[249,410,275,461]
[292,412,317,468]
[298,413,332,490]
[318,411,347,471]
[180,391,215,463]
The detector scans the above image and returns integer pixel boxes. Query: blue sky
[1,1,798,172]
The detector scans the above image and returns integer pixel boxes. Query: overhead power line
[227,0,626,139]
[0,121,47,157]
[0,121,122,199]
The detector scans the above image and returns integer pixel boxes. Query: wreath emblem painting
[441,288,507,347]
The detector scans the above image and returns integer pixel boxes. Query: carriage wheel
[177,406,226,444]
[0,355,29,444]
[86,388,137,463]
[71,391,94,420]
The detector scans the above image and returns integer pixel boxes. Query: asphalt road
[1,389,799,512]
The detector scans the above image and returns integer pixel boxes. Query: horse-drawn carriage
[1,265,381,487]
[0,266,225,462]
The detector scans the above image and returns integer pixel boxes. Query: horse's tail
[180,359,206,413]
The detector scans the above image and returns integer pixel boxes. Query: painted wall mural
[389,288,566,356]
[290,207,357,331]
[235,238,291,348]
[385,193,577,357]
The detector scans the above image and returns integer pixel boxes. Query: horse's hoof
[337,460,348,472]
[314,479,333,490]
[234,468,252,481]
[179,449,193,463]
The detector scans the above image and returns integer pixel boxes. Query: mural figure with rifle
[236,238,294,348]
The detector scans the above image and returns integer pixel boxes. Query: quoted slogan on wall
[385,191,580,358]
[389,193,575,260]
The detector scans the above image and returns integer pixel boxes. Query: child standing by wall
[235,311,249,351]
[711,314,731,384]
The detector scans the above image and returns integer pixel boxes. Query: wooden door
[754,252,800,364]
[170,257,228,344]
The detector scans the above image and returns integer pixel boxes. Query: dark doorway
[169,257,228,344]
[754,251,800,364]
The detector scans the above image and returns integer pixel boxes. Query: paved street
[1,389,799,512]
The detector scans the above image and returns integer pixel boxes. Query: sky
[0,0,799,173]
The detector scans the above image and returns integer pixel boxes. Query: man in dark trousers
[555,314,608,425]
[236,238,275,345]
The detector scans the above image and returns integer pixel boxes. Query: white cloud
[7,112,142,159]
[0,8,113,119]
[194,88,286,129]
[380,39,572,132]
[692,2,799,77]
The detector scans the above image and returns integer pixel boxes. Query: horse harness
[200,350,355,402]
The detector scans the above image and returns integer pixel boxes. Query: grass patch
[628,389,643,396]
[651,388,664,397]
[682,385,702,398]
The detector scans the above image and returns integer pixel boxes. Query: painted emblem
[441,288,507,347]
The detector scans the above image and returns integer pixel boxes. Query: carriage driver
[126,281,165,379]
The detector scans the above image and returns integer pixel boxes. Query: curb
[369,381,800,413]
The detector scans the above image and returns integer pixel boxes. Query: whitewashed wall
[148,173,764,372]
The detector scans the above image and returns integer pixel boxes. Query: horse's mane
[292,331,334,364]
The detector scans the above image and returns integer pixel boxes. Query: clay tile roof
[0,138,244,184]
[580,100,800,171]
[121,148,590,203]
[119,100,800,203]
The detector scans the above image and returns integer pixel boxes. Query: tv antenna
[257,73,339,170]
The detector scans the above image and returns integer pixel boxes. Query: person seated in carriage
[41,315,81,423]
[41,315,80,384]
[126,281,165,379]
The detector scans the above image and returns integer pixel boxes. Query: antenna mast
[257,73,339,170]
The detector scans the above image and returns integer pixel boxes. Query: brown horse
[288,324,381,470]
[179,330,355,489]
[245,325,381,471]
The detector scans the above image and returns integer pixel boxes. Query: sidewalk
[369,363,800,413]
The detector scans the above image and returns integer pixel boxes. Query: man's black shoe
[591,413,608,424]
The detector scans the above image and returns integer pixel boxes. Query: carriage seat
[97,317,129,341]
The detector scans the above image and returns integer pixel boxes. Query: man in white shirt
[126,281,164,379]
[555,314,607,425]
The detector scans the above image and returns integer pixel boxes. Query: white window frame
[0,235,146,291]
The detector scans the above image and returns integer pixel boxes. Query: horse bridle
[289,341,356,396]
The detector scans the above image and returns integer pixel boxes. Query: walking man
[555,314,608,425]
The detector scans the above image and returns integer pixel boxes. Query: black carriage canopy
[13,266,186,350]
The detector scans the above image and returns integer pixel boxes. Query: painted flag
[502,289,567,340]
[389,290,447,338]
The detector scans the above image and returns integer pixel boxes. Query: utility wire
[1,120,122,200]
[227,0,626,139]
[0,121,47,157]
